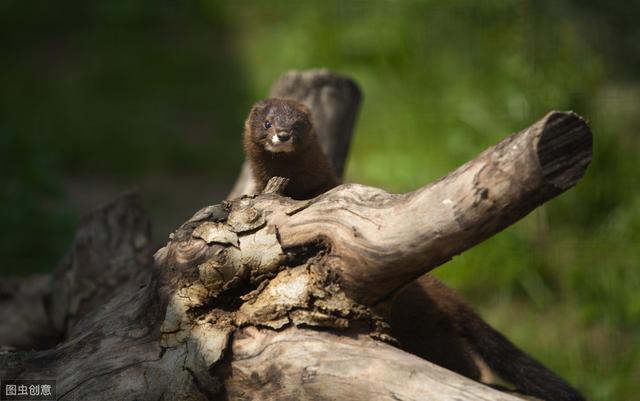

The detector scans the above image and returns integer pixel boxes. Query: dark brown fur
[242,98,584,401]
[244,98,339,200]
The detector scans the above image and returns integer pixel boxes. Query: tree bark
[0,70,592,401]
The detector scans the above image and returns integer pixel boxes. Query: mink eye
[264,120,272,129]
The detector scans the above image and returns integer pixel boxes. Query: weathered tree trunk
[0,70,591,401]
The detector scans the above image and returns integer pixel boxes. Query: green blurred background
[1,1,638,399]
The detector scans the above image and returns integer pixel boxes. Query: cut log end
[537,111,593,190]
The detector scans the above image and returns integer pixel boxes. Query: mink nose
[276,131,292,142]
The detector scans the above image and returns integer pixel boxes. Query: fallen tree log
[0,70,591,401]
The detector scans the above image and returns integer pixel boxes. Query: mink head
[245,98,313,154]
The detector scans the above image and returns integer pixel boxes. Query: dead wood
[265,110,592,304]
[0,70,592,401]
[222,326,524,401]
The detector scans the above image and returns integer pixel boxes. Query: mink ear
[245,99,270,135]
[250,99,270,115]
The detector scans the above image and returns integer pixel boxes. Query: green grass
[1,1,638,399]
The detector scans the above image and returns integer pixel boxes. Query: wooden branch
[49,193,156,338]
[222,327,524,401]
[262,111,592,304]
[227,69,362,199]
